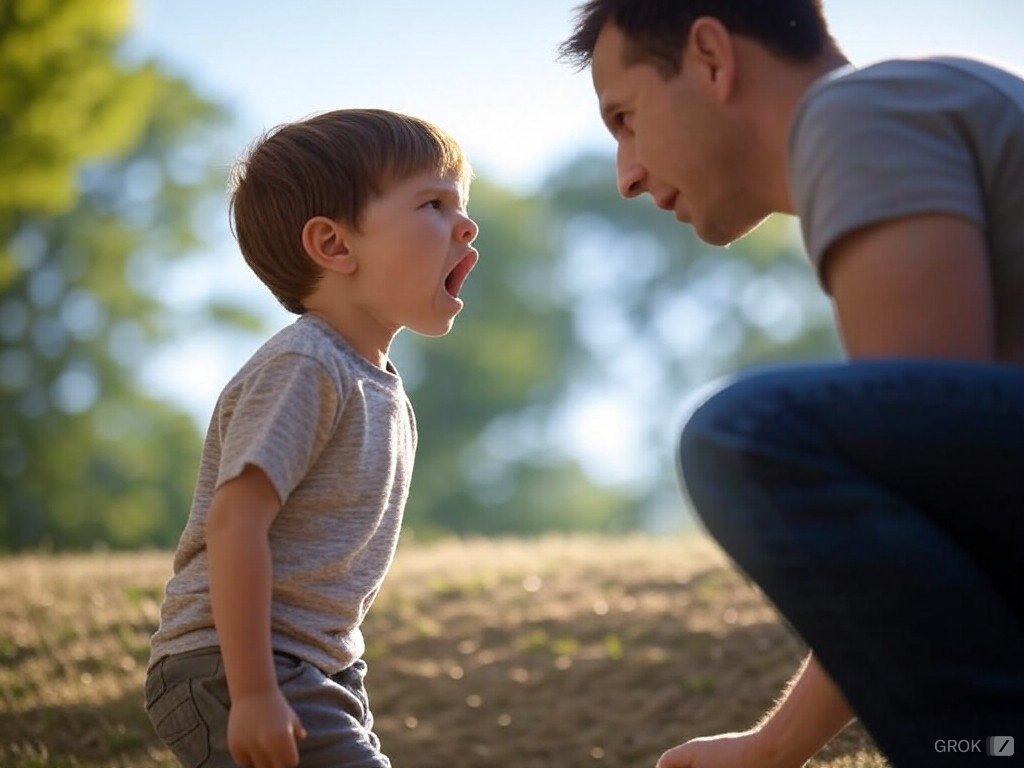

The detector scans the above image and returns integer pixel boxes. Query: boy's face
[348,170,479,339]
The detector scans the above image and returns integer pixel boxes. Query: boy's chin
[407,319,457,339]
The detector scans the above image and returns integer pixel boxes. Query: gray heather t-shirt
[789,56,1024,362]
[149,314,416,675]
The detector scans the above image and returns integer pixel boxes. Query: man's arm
[659,213,996,768]
[754,654,856,765]
[207,463,306,767]
[657,653,853,768]
[824,212,995,361]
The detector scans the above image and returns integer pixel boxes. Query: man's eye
[607,113,628,137]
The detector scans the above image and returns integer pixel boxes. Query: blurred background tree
[396,179,638,537]
[398,162,841,538]
[532,155,842,530]
[0,1,840,552]
[0,0,244,550]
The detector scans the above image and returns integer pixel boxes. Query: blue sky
[128,1,1024,481]
[131,0,1024,195]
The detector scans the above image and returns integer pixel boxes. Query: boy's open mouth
[444,250,479,299]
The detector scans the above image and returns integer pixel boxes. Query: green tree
[0,1,843,549]
[0,0,241,550]
[536,153,842,527]
[395,151,840,538]
[396,178,637,536]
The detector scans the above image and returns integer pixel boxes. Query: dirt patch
[366,535,885,768]
[0,536,887,767]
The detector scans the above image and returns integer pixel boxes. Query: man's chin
[694,214,771,247]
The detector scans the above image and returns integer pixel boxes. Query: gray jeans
[145,647,390,767]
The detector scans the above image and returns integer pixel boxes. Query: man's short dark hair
[559,0,833,76]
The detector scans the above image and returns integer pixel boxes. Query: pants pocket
[146,669,211,767]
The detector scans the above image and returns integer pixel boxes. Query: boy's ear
[301,216,357,274]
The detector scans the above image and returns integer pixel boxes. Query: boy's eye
[426,199,442,210]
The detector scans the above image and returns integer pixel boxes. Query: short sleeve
[790,65,987,287]
[216,353,341,503]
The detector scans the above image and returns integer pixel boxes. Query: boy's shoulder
[255,314,348,364]
[226,314,399,396]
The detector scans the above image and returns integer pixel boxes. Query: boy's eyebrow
[419,183,468,206]
[419,184,461,196]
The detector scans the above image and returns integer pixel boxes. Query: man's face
[590,22,767,246]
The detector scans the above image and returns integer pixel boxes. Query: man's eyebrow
[599,99,622,131]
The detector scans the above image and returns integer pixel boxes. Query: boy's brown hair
[229,109,472,314]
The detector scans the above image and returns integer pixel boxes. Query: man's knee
[678,374,763,507]
[679,371,776,469]
[677,366,829,512]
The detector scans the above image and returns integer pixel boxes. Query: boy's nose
[459,214,479,244]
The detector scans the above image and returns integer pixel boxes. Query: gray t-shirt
[790,56,1024,362]
[149,314,417,675]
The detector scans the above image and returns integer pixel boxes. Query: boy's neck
[304,308,395,371]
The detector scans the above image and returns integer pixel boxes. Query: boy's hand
[227,688,307,768]
[656,730,782,768]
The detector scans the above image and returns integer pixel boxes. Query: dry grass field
[0,535,888,767]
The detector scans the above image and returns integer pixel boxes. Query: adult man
[560,2,1024,766]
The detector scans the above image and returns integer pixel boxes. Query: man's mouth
[444,250,479,299]
[654,191,678,213]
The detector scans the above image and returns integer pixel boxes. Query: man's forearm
[756,652,856,767]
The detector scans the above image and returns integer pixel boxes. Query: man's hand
[656,730,779,768]
[658,654,854,768]
[227,688,307,768]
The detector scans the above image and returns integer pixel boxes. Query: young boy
[145,109,479,768]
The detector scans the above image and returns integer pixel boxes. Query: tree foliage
[0,0,235,551]
[395,179,638,536]
[541,153,841,384]
[396,156,841,537]
[0,2,842,551]
[534,154,842,524]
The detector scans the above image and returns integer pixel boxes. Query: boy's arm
[207,463,306,767]
[657,653,853,768]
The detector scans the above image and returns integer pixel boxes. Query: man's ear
[687,17,736,100]
[301,216,357,274]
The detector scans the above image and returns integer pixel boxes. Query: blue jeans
[678,361,1024,767]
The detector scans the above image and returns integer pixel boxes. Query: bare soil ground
[0,535,888,767]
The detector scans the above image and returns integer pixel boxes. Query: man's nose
[617,148,645,199]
